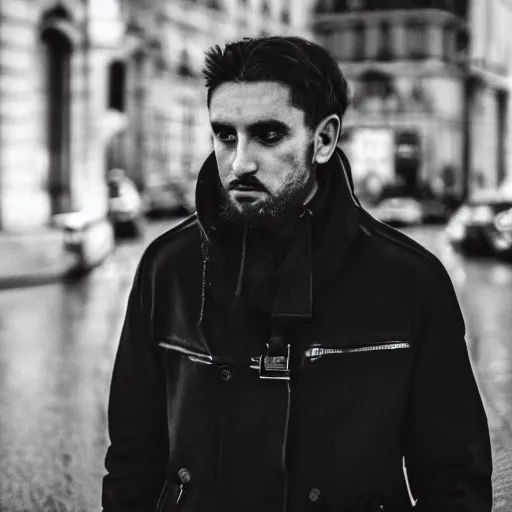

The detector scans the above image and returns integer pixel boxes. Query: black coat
[103,149,492,512]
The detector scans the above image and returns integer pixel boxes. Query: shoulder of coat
[139,213,202,268]
[358,208,453,288]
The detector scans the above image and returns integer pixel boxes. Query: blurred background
[1,0,512,510]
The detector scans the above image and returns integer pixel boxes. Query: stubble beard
[219,142,317,228]
[219,172,315,228]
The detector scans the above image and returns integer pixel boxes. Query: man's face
[209,81,316,225]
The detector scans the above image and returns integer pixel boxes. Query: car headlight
[491,231,512,251]
[494,209,512,232]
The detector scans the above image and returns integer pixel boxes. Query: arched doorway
[41,15,73,214]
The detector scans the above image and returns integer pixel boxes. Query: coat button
[308,488,321,503]
[178,468,191,484]
[217,364,233,382]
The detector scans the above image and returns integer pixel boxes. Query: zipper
[158,341,213,365]
[156,469,192,512]
[175,468,191,511]
[305,341,410,362]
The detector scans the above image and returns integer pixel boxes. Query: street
[0,220,511,511]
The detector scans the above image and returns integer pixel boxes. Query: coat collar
[194,148,361,320]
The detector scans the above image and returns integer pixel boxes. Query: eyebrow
[210,120,291,133]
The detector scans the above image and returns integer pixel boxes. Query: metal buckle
[259,344,290,380]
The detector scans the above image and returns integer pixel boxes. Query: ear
[312,114,341,165]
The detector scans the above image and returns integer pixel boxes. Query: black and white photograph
[0,0,511,510]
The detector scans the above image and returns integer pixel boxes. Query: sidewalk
[0,219,115,290]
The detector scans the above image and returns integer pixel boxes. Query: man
[103,37,492,512]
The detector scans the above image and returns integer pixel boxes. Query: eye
[257,130,284,144]
[215,130,237,143]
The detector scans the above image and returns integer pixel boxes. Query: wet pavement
[0,221,172,512]
[0,221,511,511]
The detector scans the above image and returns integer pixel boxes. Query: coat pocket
[305,341,410,362]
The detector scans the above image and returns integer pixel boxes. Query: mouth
[231,188,265,199]
[229,187,266,204]
[233,185,263,192]
[228,178,267,193]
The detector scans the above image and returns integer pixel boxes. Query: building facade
[313,0,512,203]
[466,0,512,195]
[0,0,127,231]
[0,0,309,232]
[118,0,309,210]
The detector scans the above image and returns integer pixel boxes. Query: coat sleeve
[102,259,169,511]
[403,263,493,512]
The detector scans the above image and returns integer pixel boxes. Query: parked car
[142,183,190,218]
[142,182,195,218]
[446,194,512,255]
[107,168,143,238]
[368,196,424,226]
[487,207,512,259]
[366,181,452,227]
[419,198,452,224]
[51,211,115,275]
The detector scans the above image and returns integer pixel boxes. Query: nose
[231,140,257,177]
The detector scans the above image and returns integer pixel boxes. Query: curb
[0,272,70,291]
[0,264,99,291]
[0,218,115,291]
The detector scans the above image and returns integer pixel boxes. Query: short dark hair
[202,36,351,131]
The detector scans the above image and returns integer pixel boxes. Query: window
[315,0,330,13]
[207,0,222,10]
[347,0,365,9]
[155,53,167,77]
[377,20,392,60]
[442,24,453,61]
[262,0,271,17]
[353,22,366,61]
[181,105,195,175]
[153,112,172,176]
[108,61,126,112]
[455,27,468,56]
[454,0,468,17]
[360,70,394,99]
[406,20,427,59]
[177,50,194,77]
